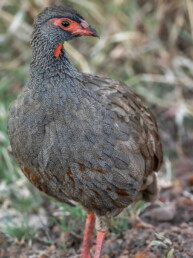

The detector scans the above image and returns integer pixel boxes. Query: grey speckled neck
[29,28,83,88]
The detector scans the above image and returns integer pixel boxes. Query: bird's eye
[61,21,70,27]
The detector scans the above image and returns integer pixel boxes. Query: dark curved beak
[72,19,99,38]
[85,25,99,38]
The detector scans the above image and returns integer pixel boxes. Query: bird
[7,5,163,258]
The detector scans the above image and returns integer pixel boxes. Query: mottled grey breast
[7,70,162,216]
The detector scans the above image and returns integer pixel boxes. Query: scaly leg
[94,230,108,258]
[94,215,109,258]
[81,212,96,258]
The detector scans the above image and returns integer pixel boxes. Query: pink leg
[94,230,108,258]
[81,213,96,258]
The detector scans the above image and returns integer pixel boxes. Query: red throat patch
[54,43,63,58]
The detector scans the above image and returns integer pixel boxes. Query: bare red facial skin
[49,17,98,37]
[50,18,98,58]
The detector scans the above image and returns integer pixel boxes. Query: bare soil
[1,161,193,258]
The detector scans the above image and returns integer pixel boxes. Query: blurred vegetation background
[0,0,193,257]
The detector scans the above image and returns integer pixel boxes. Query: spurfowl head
[32,5,98,58]
[34,5,98,43]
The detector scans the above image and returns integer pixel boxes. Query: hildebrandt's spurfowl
[8,5,163,258]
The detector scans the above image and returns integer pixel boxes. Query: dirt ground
[1,156,193,258]
[1,180,193,258]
